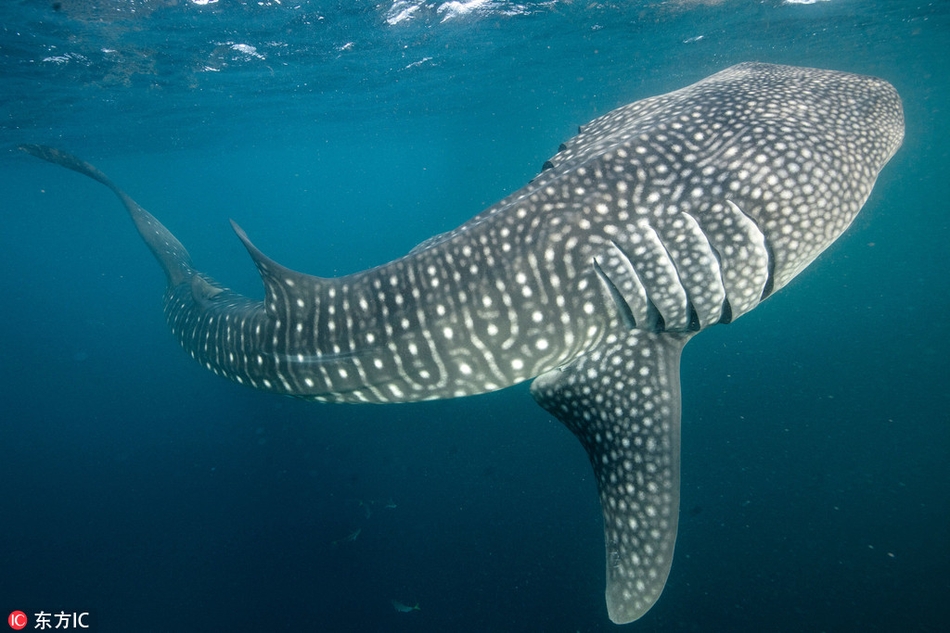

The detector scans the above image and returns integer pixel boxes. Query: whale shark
[21,62,903,624]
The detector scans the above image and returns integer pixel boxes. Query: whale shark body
[22,63,903,623]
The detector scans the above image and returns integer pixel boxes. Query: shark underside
[21,62,904,624]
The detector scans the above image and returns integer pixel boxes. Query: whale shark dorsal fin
[531,330,688,623]
[229,219,333,319]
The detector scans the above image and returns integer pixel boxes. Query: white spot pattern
[531,331,686,624]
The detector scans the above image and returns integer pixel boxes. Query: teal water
[1,1,948,631]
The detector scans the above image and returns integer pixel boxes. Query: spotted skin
[532,330,685,622]
[21,63,904,624]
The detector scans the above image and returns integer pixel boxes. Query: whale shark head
[21,62,903,623]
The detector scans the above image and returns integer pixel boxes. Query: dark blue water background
[1,1,948,631]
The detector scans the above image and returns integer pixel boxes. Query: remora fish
[21,63,904,623]
[390,599,421,613]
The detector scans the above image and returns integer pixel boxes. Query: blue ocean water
[1,1,948,631]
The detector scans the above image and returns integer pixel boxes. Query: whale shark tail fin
[19,144,195,288]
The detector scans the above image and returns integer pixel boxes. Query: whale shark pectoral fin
[530,330,689,624]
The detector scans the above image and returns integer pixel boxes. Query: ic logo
[7,611,27,631]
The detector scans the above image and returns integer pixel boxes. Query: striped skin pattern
[21,63,904,623]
